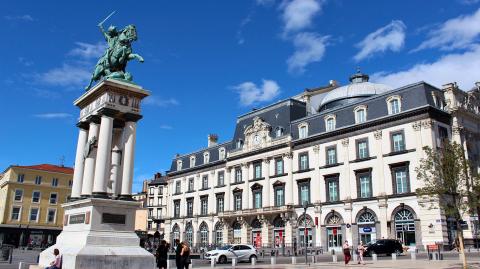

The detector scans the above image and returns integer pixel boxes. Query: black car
[364,239,403,256]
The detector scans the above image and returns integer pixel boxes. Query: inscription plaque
[102,213,126,224]
[69,213,86,224]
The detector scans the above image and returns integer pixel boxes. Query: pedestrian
[181,241,191,269]
[175,239,183,269]
[156,240,169,269]
[343,240,351,265]
[357,241,366,265]
[45,248,61,269]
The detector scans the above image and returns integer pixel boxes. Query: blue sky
[1,0,480,192]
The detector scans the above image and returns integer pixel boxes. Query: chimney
[154,172,162,179]
[208,134,218,147]
[329,80,338,87]
[442,82,458,91]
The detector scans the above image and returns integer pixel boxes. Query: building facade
[0,164,73,247]
[163,72,480,253]
[147,173,168,237]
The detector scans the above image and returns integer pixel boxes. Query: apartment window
[52,178,59,187]
[204,152,210,164]
[11,207,21,221]
[175,181,181,194]
[253,162,262,179]
[34,176,42,185]
[149,198,154,206]
[159,187,163,195]
[274,186,285,207]
[177,160,182,171]
[216,195,224,213]
[187,199,194,217]
[188,178,194,192]
[234,193,242,211]
[49,193,58,204]
[149,187,154,195]
[325,175,339,202]
[391,131,406,152]
[219,148,226,160]
[325,115,336,131]
[391,163,410,194]
[157,197,162,205]
[174,200,180,218]
[30,208,39,222]
[275,127,284,137]
[32,191,41,203]
[356,139,369,159]
[356,170,372,198]
[253,189,262,209]
[326,146,337,165]
[14,189,23,201]
[202,176,209,189]
[354,106,367,123]
[235,168,242,183]
[46,208,56,223]
[236,139,243,149]
[217,171,225,186]
[299,124,308,139]
[201,197,208,215]
[190,156,196,168]
[17,174,24,183]
[148,208,153,217]
[275,158,284,175]
[148,221,152,230]
[299,153,309,171]
[157,208,162,218]
[387,95,402,114]
[298,180,310,205]
[68,180,73,187]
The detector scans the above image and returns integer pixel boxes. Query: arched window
[358,212,375,224]
[327,214,342,225]
[190,156,195,168]
[185,223,193,246]
[386,95,402,115]
[298,123,308,139]
[273,217,285,228]
[214,222,223,245]
[233,221,242,244]
[393,208,416,245]
[172,224,180,245]
[199,222,209,247]
[252,218,262,229]
[203,152,210,164]
[325,115,336,131]
[354,105,367,124]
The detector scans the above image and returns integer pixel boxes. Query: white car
[204,244,257,264]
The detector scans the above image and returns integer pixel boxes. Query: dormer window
[190,156,196,168]
[298,123,308,139]
[177,160,183,171]
[203,152,210,164]
[275,127,284,138]
[325,115,336,131]
[354,105,367,124]
[236,139,243,149]
[387,95,402,115]
[219,147,226,160]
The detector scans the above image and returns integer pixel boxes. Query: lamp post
[303,202,308,265]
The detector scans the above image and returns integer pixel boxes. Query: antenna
[59,156,65,167]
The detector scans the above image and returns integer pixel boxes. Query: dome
[319,71,392,111]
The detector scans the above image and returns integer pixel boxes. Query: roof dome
[319,70,392,111]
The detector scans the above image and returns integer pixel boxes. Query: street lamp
[303,202,308,265]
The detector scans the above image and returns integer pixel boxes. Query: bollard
[291,256,297,264]
[210,257,216,268]
[392,253,397,260]
[251,257,257,266]
[232,257,237,267]
[332,255,337,262]
[372,254,377,261]
[271,256,276,265]
[411,252,416,260]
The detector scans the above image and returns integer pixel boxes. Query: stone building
[163,72,480,253]
[147,173,168,237]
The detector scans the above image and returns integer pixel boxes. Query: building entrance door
[299,227,313,247]
[273,229,285,248]
[327,227,342,250]
[252,230,262,248]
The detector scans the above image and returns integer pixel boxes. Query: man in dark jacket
[175,239,183,269]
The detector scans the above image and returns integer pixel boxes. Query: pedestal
[38,198,154,269]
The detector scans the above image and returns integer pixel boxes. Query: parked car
[364,239,403,256]
[204,244,257,264]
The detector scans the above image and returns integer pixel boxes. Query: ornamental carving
[412,121,422,131]
[374,130,382,140]
[452,125,464,135]
[243,117,272,151]
[421,119,434,129]
[313,145,320,153]
[342,138,349,147]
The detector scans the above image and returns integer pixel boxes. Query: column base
[92,192,109,199]
[117,194,134,201]
[80,194,92,199]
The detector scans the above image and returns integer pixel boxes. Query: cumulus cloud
[143,96,179,107]
[414,8,480,51]
[34,64,91,88]
[287,32,329,74]
[233,79,280,106]
[281,0,323,34]
[354,20,406,62]
[68,42,106,59]
[371,45,480,90]
[4,14,34,22]
[33,113,72,119]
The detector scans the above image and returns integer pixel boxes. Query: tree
[416,141,479,269]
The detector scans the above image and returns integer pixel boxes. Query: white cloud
[257,0,275,6]
[34,64,91,88]
[287,32,328,74]
[414,8,480,51]
[33,113,72,119]
[371,45,480,90]
[68,42,106,59]
[354,20,406,62]
[234,79,280,106]
[143,96,179,107]
[4,15,34,22]
[159,124,173,130]
[18,57,34,67]
[281,0,323,34]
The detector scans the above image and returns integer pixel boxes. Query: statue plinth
[38,79,154,269]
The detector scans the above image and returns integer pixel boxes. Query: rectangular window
[30,208,39,222]
[188,178,194,191]
[253,191,262,209]
[391,131,405,152]
[14,189,23,201]
[216,196,224,213]
[390,99,400,114]
[149,187,154,195]
[356,171,372,198]
[32,191,41,203]
[187,199,194,217]
[356,139,369,159]
[274,187,285,207]
[356,109,366,123]
[157,208,162,218]
[149,198,154,206]
[298,181,310,205]
[52,178,58,187]
[202,176,208,189]
[47,209,56,223]
[159,187,163,195]
[49,193,58,204]
[299,126,307,139]
[68,180,72,187]
[174,200,180,218]
[217,171,225,186]
[11,207,21,221]
[34,176,42,185]
[235,168,242,183]
[299,153,309,171]
[392,165,410,194]
[234,193,242,210]
[175,181,181,194]
[148,208,153,217]
[201,197,208,215]
[275,158,284,175]
[326,176,339,202]
[17,174,24,183]
[253,162,262,179]
[326,146,337,165]
[326,118,335,131]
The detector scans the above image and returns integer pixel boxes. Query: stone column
[92,114,114,197]
[242,163,250,209]
[225,168,231,211]
[110,128,124,197]
[341,138,351,200]
[312,145,321,203]
[263,158,270,207]
[120,121,137,199]
[81,119,100,197]
[285,152,294,205]
[71,124,88,199]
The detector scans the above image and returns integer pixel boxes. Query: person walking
[343,240,351,265]
[181,241,191,269]
[357,241,366,265]
[175,239,184,269]
[156,240,169,269]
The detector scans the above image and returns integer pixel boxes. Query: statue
[85,12,144,91]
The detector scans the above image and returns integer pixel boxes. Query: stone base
[38,198,154,269]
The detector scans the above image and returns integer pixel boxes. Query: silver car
[204,244,257,264]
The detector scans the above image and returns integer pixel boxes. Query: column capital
[263,158,271,164]
[76,121,90,130]
[123,113,143,122]
[86,115,101,124]
[98,107,118,118]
